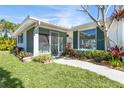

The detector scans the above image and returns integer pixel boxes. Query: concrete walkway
[54,57,124,84]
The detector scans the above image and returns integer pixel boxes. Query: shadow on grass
[0,68,24,88]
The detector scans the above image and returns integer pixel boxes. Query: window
[18,34,23,43]
[80,29,96,49]
[39,34,49,53]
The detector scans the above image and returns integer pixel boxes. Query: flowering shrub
[0,37,16,51]
[112,9,124,21]
[109,46,124,60]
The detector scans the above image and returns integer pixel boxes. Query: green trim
[73,31,78,49]
[96,27,105,50]
[27,27,34,53]
[39,28,49,35]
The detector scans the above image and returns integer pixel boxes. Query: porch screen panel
[51,32,58,56]
[59,32,67,53]
[39,34,50,53]
[80,29,96,49]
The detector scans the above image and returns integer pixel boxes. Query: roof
[71,21,97,31]
[13,16,70,37]
[13,16,111,37]
[71,18,111,31]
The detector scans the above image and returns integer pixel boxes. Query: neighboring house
[13,16,124,56]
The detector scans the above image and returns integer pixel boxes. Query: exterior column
[23,31,27,51]
[33,25,39,56]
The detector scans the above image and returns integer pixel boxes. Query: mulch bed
[65,56,124,72]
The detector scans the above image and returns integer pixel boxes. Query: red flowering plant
[109,45,124,60]
[63,43,75,57]
[112,9,124,21]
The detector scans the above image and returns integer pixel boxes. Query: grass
[0,51,124,88]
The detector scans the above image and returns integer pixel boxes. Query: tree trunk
[104,31,110,50]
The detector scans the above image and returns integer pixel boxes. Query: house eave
[13,16,71,37]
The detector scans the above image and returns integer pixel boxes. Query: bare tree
[80,5,121,50]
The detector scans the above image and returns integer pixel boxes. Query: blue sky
[0,5,116,27]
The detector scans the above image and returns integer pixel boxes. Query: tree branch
[107,18,114,30]
[81,5,101,27]
[97,6,100,20]
[99,5,108,31]
[105,5,111,15]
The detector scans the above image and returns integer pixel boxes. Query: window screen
[39,34,50,53]
[18,33,23,43]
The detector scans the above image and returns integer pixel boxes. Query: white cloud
[43,6,91,27]
[0,15,24,19]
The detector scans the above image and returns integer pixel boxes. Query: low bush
[33,54,53,64]
[65,48,75,57]
[74,50,84,59]
[109,45,124,61]
[91,50,113,62]
[18,51,32,59]
[0,37,16,51]
[83,50,93,59]
[64,48,113,62]
[109,58,124,67]
[10,46,24,55]
[10,46,32,61]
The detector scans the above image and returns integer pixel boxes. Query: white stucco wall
[67,31,73,48]
[108,19,124,47]
[17,31,27,50]
[122,19,124,48]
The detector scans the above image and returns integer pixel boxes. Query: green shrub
[10,46,24,55]
[0,37,16,51]
[74,50,93,59]
[75,50,84,59]
[91,50,113,62]
[64,48,113,62]
[33,54,53,64]
[109,58,124,67]
[83,50,93,59]
[18,51,32,58]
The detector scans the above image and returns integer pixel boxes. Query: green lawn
[0,51,124,88]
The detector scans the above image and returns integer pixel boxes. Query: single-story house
[13,16,124,56]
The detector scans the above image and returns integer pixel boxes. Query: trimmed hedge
[0,37,16,51]
[64,48,114,62]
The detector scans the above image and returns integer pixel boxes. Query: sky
[0,5,116,28]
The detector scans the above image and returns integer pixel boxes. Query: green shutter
[73,31,78,49]
[96,27,105,50]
